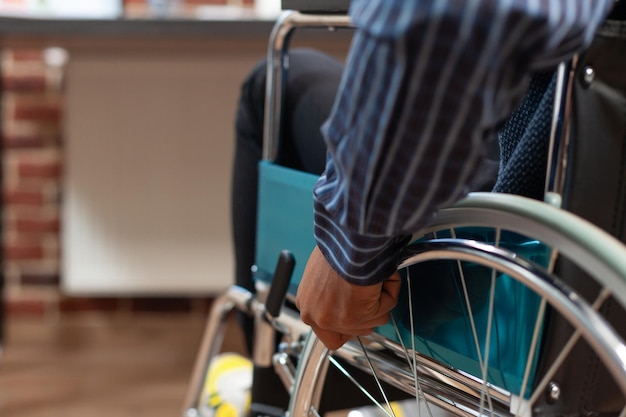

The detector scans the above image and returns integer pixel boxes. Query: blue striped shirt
[314,0,612,285]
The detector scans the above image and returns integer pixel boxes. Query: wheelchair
[183,4,626,417]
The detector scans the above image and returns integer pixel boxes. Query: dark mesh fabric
[493,72,555,199]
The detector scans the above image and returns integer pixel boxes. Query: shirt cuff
[314,199,411,286]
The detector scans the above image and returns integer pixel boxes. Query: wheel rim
[289,196,626,417]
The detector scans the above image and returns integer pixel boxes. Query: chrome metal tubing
[253,308,278,367]
[273,351,297,392]
[366,333,512,405]
[254,301,311,367]
[182,286,254,417]
[290,239,626,417]
[430,196,626,310]
[182,284,309,416]
[544,56,579,198]
[252,279,308,367]
[335,336,513,417]
[262,10,352,162]
[288,332,332,417]
[291,333,512,417]
[400,240,626,395]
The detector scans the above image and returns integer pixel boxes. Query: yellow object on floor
[200,353,253,417]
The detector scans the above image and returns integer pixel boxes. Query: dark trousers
[231,49,343,348]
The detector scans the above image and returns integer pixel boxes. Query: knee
[235,58,267,144]
[240,58,267,113]
[237,48,342,122]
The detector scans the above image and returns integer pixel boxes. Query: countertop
[0,6,279,45]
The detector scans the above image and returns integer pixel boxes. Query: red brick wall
[3,2,266,318]
[2,48,63,317]
[2,48,213,317]
[3,45,249,317]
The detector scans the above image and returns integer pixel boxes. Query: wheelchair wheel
[288,192,626,417]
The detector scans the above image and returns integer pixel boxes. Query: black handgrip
[265,250,295,318]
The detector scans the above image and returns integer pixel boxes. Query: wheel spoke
[391,284,435,417]
[478,265,497,416]
[328,355,395,417]
[356,337,397,417]
[523,289,612,416]
[309,405,322,417]
[478,228,501,416]
[515,298,547,417]
[449,228,494,414]
[289,195,626,417]
[449,230,486,367]
[406,268,422,417]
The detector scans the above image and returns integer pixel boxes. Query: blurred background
[0,1,350,415]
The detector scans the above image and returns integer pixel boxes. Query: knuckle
[300,311,314,326]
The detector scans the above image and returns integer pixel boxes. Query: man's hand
[295,246,401,350]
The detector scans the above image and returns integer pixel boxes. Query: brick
[131,297,194,312]
[2,74,47,92]
[4,188,45,205]
[3,132,47,148]
[8,50,44,62]
[5,298,47,318]
[15,217,60,234]
[13,100,62,123]
[20,272,60,286]
[42,237,61,258]
[59,297,120,312]
[17,160,62,179]
[5,243,44,260]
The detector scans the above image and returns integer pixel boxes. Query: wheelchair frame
[183,9,626,417]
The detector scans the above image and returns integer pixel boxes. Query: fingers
[301,299,392,332]
[296,246,403,350]
[311,326,352,350]
[306,310,392,349]
[327,313,391,333]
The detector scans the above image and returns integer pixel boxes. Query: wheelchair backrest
[254,161,318,296]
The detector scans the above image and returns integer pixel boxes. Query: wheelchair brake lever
[265,250,295,319]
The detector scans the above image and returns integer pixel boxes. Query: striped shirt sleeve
[314,0,612,286]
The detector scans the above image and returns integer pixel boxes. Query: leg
[231,48,343,350]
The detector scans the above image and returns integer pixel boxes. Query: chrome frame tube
[399,240,626,395]
[262,10,352,162]
[182,286,254,417]
[291,333,512,417]
[182,285,310,417]
[430,196,626,310]
[273,351,297,392]
[544,56,579,199]
[289,239,626,417]
[335,337,512,417]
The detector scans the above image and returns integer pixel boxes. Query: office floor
[0,310,247,417]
